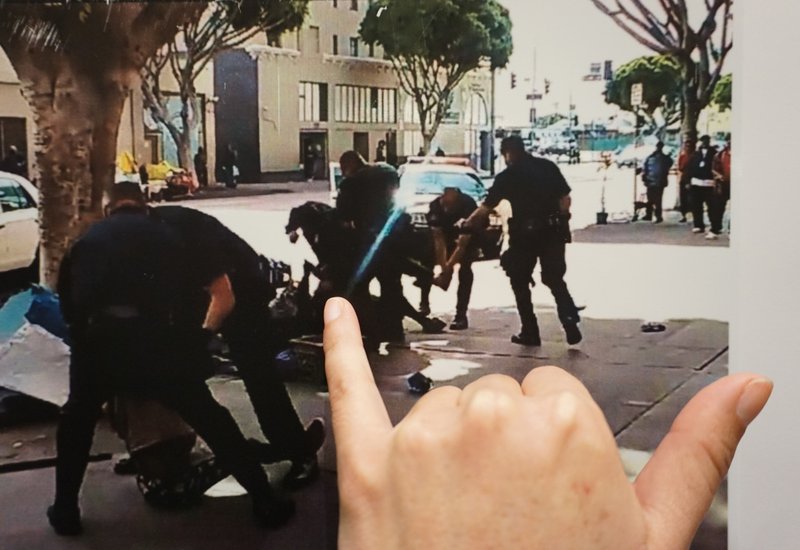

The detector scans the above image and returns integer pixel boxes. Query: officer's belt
[98,305,141,319]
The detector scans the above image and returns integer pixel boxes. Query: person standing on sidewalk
[641,141,674,223]
[425,186,482,330]
[49,183,294,536]
[193,147,208,188]
[686,135,722,239]
[446,135,581,347]
[713,134,732,234]
[149,202,325,489]
[676,143,693,223]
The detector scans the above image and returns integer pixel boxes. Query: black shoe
[304,418,326,456]
[283,418,325,490]
[47,504,83,536]
[564,323,583,345]
[419,303,431,317]
[283,456,321,491]
[511,332,541,346]
[449,316,469,331]
[421,317,447,334]
[252,494,296,529]
[113,455,137,476]
[641,216,652,221]
[653,218,663,224]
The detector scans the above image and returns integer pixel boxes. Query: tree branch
[589,0,672,53]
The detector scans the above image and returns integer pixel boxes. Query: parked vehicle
[0,171,38,276]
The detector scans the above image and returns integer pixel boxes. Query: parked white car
[0,171,39,275]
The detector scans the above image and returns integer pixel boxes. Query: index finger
[323,298,392,461]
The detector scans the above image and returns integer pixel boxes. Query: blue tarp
[25,286,69,341]
[0,290,34,343]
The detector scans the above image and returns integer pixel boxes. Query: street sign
[631,83,643,106]
[526,93,543,100]
[529,108,537,123]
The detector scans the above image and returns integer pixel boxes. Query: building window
[349,37,359,57]
[309,26,320,54]
[333,0,338,6]
[299,82,329,123]
[351,0,358,10]
[332,35,339,55]
[335,85,397,124]
[267,32,282,48]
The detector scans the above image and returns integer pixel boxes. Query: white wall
[729,1,800,548]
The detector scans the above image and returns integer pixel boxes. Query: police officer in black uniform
[337,150,406,343]
[451,135,582,346]
[49,183,293,536]
[149,203,324,488]
[423,186,481,330]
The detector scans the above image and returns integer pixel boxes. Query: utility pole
[490,67,496,175]
[530,47,537,130]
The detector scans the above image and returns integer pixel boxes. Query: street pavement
[0,162,731,549]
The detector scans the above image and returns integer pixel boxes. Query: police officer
[49,183,293,536]
[337,151,406,343]
[450,135,582,346]
[424,186,482,330]
[148,202,325,489]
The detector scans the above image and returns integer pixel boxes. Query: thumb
[634,373,773,549]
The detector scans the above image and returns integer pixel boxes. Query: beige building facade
[0,51,36,178]
[231,0,494,180]
[0,0,493,184]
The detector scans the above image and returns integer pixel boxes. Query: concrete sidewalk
[574,212,730,248]
[0,307,728,549]
[181,180,329,202]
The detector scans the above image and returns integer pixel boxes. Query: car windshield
[401,171,485,198]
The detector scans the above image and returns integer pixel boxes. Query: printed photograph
[0,1,733,548]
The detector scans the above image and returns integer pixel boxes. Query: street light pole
[490,66,496,175]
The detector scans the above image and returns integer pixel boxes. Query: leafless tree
[141,1,307,177]
[589,0,733,148]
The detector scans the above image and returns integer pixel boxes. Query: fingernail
[324,298,343,324]
[736,377,773,425]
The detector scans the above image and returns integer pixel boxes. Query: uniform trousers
[54,319,272,510]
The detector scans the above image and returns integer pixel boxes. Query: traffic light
[544,79,551,94]
[511,72,517,89]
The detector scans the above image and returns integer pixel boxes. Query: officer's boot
[511,280,541,346]
[512,317,541,346]
[451,264,473,331]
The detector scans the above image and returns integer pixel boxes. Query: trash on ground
[204,476,247,498]
[641,322,667,333]
[406,372,433,394]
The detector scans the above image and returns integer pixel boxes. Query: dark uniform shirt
[58,209,187,327]
[427,192,479,243]
[149,206,268,323]
[151,206,260,290]
[336,163,400,234]
[485,154,571,221]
